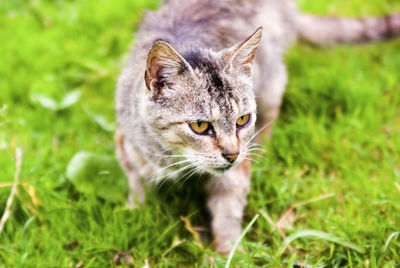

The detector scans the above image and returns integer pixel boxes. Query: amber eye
[236,114,251,128]
[189,121,210,135]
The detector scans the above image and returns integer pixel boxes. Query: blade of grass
[225,214,259,268]
[277,230,365,257]
[0,148,22,235]
[382,231,399,253]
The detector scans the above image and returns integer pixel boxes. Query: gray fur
[115,0,399,254]
[297,13,400,46]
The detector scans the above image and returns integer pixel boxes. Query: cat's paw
[125,199,139,210]
[214,242,233,256]
[125,192,143,210]
[214,241,245,256]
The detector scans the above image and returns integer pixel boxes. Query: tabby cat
[115,0,399,254]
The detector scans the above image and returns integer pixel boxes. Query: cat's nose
[222,151,239,164]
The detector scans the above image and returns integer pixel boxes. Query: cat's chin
[206,165,234,175]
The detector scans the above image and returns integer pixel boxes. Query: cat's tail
[296,13,400,46]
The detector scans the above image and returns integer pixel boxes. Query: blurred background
[0,0,400,266]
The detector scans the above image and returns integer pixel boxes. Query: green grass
[1,0,400,266]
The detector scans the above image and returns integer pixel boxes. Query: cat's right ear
[222,27,263,77]
[145,40,193,94]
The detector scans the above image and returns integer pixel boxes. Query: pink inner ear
[230,48,256,76]
[241,63,252,77]
[145,55,164,90]
[225,27,262,74]
[232,43,258,66]
[149,59,162,80]
[243,49,257,65]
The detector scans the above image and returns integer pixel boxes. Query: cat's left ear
[145,40,193,94]
[223,27,263,77]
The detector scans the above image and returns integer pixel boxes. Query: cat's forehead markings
[182,49,252,133]
[211,106,220,120]
[230,100,240,115]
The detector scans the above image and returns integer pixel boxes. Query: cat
[115,0,400,254]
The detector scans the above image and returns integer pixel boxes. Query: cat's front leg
[115,129,145,208]
[206,160,251,255]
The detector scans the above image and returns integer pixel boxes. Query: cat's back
[118,0,297,87]
[135,0,297,52]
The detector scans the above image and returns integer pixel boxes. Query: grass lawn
[1,0,400,266]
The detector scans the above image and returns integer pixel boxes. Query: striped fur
[115,0,399,254]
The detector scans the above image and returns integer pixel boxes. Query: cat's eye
[189,121,211,135]
[236,114,251,128]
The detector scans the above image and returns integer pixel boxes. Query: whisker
[244,156,260,162]
[169,162,198,178]
[244,158,259,164]
[181,161,207,181]
[248,119,275,143]
[182,165,204,183]
[148,161,198,186]
[248,142,263,147]
[150,154,187,159]
[155,176,171,190]
[176,166,199,186]
[140,147,172,157]
[149,159,192,178]
[248,144,264,148]
[248,152,265,157]
[140,146,202,160]
[160,162,196,185]
[178,162,202,178]
[248,148,266,152]
[247,153,267,160]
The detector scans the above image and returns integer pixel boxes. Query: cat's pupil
[197,122,202,127]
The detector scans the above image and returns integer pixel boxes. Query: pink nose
[222,152,239,164]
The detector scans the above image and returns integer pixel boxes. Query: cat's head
[144,28,262,176]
